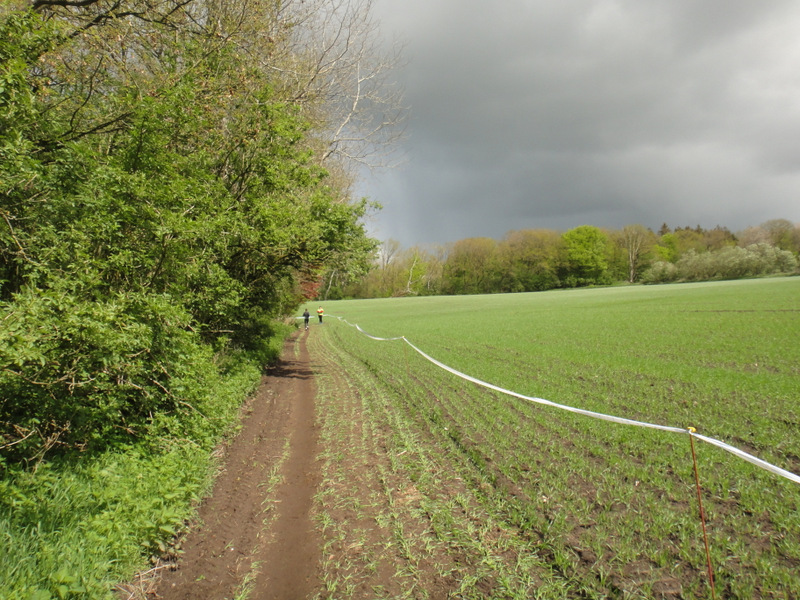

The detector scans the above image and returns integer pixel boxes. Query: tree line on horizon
[323,219,800,299]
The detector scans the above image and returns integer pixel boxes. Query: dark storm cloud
[359,0,800,245]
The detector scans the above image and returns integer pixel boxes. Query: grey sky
[356,0,800,246]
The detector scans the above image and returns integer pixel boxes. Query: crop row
[316,279,800,598]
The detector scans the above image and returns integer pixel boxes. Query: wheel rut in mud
[154,330,320,599]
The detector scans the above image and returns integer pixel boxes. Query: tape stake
[689,429,717,599]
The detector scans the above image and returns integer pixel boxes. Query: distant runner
[302,308,310,330]
[317,306,324,323]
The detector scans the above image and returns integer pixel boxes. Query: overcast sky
[355,0,800,246]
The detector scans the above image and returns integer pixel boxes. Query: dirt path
[154,330,321,599]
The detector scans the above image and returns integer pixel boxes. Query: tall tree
[496,229,562,292]
[561,225,611,286]
[615,224,655,283]
[760,218,796,252]
[442,237,498,295]
[702,226,736,251]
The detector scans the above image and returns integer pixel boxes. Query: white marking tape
[691,433,800,484]
[334,317,800,486]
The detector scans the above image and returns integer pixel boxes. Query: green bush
[640,261,679,283]
[0,286,216,463]
[676,244,798,281]
[642,243,798,283]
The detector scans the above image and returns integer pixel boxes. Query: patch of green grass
[320,278,800,597]
[0,445,210,599]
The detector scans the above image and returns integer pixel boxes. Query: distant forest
[323,219,800,299]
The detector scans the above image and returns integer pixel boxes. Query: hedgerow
[642,243,798,283]
[1,1,378,595]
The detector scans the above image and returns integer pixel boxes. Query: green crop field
[312,278,800,598]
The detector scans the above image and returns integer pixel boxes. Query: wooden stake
[688,427,716,600]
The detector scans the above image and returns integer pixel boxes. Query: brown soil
[152,330,323,599]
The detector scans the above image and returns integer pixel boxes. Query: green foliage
[640,260,679,283]
[2,444,216,598]
[0,11,56,124]
[1,0,378,595]
[441,237,499,295]
[643,243,798,283]
[561,225,611,286]
[348,218,797,299]
[0,4,376,463]
[495,229,563,292]
[0,286,211,462]
[0,315,270,597]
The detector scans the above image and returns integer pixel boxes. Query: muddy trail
[153,330,322,600]
[144,323,461,600]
